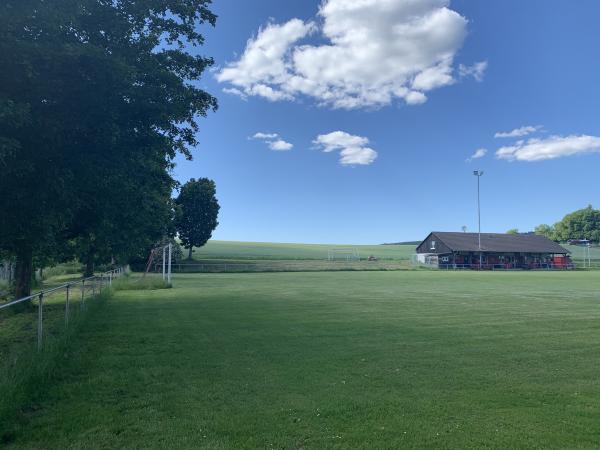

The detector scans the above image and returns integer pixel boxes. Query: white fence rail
[0,267,126,351]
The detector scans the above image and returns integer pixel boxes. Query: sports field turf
[4,271,600,448]
[188,241,599,272]
[193,240,415,260]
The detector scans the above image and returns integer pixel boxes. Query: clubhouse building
[416,232,572,269]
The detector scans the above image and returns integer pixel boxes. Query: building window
[430,240,436,250]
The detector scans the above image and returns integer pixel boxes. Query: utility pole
[473,170,484,269]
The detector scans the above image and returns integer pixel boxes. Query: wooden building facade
[416,232,572,270]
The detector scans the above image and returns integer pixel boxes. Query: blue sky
[174,0,600,244]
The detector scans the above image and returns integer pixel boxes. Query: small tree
[534,224,556,241]
[506,228,519,235]
[175,178,220,260]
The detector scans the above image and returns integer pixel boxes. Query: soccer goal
[327,248,360,261]
[143,243,173,283]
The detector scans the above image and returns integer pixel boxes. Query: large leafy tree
[553,205,600,243]
[534,206,600,243]
[175,178,220,260]
[0,0,218,297]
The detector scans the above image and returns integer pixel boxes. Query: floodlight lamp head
[473,170,483,176]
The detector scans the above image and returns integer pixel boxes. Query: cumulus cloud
[217,0,483,109]
[250,132,294,151]
[496,135,600,162]
[313,131,377,166]
[466,148,487,162]
[252,132,279,140]
[495,125,542,138]
[458,61,488,82]
[268,139,294,151]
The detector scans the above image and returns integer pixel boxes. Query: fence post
[167,243,172,284]
[65,284,70,327]
[81,279,85,309]
[162,246,166,281]
[37,292,44,351]
[109,271,112,286]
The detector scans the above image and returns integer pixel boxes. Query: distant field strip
[171,259,410,273]
[192,241,600,268]
[193,240,415,261]
[5,271,600,449]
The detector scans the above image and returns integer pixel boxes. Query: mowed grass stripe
[7,271,600,449]
[192,240,415,261]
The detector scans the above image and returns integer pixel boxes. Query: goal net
[143,243,173,283]
[327,248,360,261]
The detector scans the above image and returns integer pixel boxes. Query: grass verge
[0,288,111,444]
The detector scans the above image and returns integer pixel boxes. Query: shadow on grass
[116,276,172,290]
[0,276,168,444]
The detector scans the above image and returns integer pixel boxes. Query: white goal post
[327,248,360,261]
[144,243,173,283]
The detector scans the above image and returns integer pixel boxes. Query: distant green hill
[192,240,415,261]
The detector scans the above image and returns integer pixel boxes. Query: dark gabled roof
[425,232,569,254]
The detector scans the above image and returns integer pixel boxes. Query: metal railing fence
[0,267,126,351]
[154,261,409,274]
[431,263,580,271]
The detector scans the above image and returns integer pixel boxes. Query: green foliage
[175,178,220,259]
[0,0,218,294]
[534,223,556,240]
[155,237,184,264]
[553,205,600,243]
[41,261,84,280]
[535,205,600,243]
[506,228,519,235]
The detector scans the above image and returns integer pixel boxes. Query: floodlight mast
[473,170,484,269]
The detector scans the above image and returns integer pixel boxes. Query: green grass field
[4,271,600,448]
[192,240,415,261]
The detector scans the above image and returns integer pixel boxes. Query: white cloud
[217,19,314,96]
[496,135,600,162]
[458,61,488,82]
[252,132,279,140]
[268,139,294,151]
[494,125,542,138]
[466,148,487,162]
[222,87,247,99]
[217,0,482,110]
[250,132,294,151]
[313,131,377,166]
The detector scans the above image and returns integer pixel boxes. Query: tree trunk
[188,246,193,260]
[84,258,94,277]
[14,246,33,301]
[84,247,95,277]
